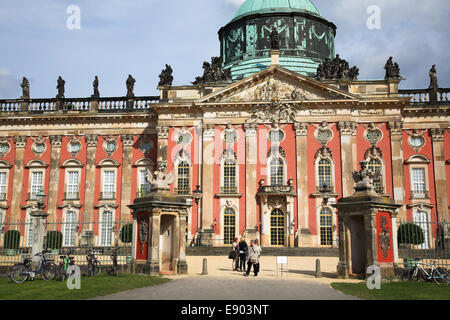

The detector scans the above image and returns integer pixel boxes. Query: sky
[0,0,449,99]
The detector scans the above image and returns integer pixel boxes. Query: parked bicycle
[407,259,449,284]
[10,251,57,283]
[106,249,119,277]
[86,250,101,276]
[57,252,76,281]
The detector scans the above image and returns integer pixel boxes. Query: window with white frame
[30,171,43,200]
[223,159,237,194]
[63,211,77,247]
[66,171,79,200]
[176,161,190,195]
[411,168,426,197]
[26,212,33,247]
[100,211,113,246]
[367,159,383,194]
[102,171,115,199]
[0,172,6,200]
[318,159,332,188]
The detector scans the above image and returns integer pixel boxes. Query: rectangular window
[31,171,43,199]
[103,171,115,199]
[66,171,79,200]
[100,211,113,246]
[411,168,426,195]
[0,172,6,200]
[63,211,77,246]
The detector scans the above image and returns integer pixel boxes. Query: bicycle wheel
[57,264,66,281]
[407,268,421,281]
[41,262,57,280]
[10,264,28,284]
[93,261,101,276]
[433,269,449,285]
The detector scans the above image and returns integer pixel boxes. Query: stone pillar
[430,129,448,222]
[156,126,169,162]
[120,134,134,221]
[365,210,378,268]
[243,123,258,240]
[338,122,358,197]
[148,211,161,274]
[199,124,215,245]
[11,136,27,220]
[294,123,309,243]
[337,215,350,278]
[388,121,406,219]
[178,211,188,274]
[30,209,49,269]
[47,136,63,218]
[84,134,98,224]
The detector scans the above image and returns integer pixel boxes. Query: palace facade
[0,0,449,248]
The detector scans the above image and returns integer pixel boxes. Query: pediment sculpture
[146,161,174,191]
[352,161,382,193]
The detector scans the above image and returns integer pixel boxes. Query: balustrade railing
[0,96,159,114]
[399,88,450,104]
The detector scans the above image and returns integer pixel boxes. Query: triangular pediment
[198,66,359,104]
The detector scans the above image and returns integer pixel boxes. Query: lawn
[0,273,171,300]
[331,281,450,300]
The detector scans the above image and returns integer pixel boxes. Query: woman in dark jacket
[238,237,248,272]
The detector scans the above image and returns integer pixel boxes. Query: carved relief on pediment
[223,77,325,103]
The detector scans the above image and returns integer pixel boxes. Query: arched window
[318,159,332,188]
[270,158,284,186]
[177,161,190,195]
[223,159,237,194]
[223,208,236,245]
[320,208,333,246]
[270,209,285,246]
[63,211,77,247]
[367,159,383,194]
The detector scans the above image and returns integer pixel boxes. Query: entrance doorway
[160,215,175,271]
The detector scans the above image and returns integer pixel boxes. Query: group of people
[230,237,261,277]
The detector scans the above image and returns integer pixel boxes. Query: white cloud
[224,0,245,7]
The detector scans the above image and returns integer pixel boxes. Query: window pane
[270,209,285,246]
[31,172,43,195]
[368,159,383,194]
[177,162,190,194]
[224,208,236,245]
[64,211,77,246]
[318,159,331,188]
[139,170,151,192]
[100,211,113,246]
[103,171,115,197]
[270,158,284,186]
[411,168,425,193]
[223,160,236,193]
[320,208,333,246]
[67,171,79,198]
[0,172,6,195]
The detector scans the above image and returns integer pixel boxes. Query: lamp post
[193,185,203,205]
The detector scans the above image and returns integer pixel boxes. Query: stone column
[199,124,215,245]
[338,122,358,197]
[337,214,350,279]
[148,211,161,274]
[430,129,448,222]
[294,122,309,237]
[47,136,63,218]
[156,126,169,162]
[178,210,188,274]
[388,121,406,219]
[30,209,49,269]
[11,136,27,220]
[243,123,258,240]
[365,210,378,268]
[120,134,134,221]
[84,135,98,224]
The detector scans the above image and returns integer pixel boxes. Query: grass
[331,281,450,300]
[0,273,171,300]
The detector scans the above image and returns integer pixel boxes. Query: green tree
[397,223,425,245]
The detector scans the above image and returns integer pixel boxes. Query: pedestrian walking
[238,237,248,272]
[230,237,239,271]
[245,239,261,277]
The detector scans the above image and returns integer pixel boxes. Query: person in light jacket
[245,239,261,277]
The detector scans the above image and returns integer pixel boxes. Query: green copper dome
[219,0,335,80]
[232,0,322,22]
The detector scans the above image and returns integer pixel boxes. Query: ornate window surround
[134,158,154,196]
[316,205,336,248]
[217,149,241,197]
[173,149,192,195]
[405,155,431,201]
[26,160,48,201]
[313,147,336,194]
[266,155,287,186]
[0,160,12,202]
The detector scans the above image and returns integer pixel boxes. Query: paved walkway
[92,256,362,300]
